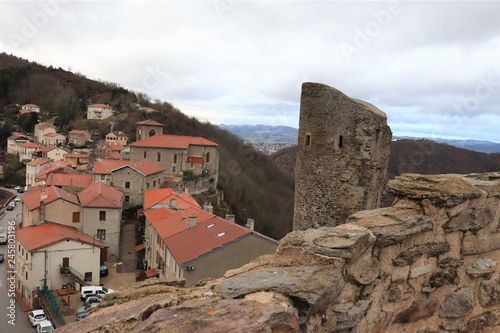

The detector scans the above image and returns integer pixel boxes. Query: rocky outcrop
[55,172,500,332]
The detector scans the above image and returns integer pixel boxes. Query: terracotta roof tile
[88,103,112,108]
[103,141,125,151]
[102,152,122,160]
[36,161,78,180]
[108,131,127,137]
[147,207,214,241]
[22,186,80,211]
[26,158,50,167]
[130,134,217,149]
[22,103,40,108]
[129,160,165,176]
[34,122,54,129]
[35,145,57,153]
[78,182,123,208]
[69,129,88,134]
[143,188,201,210]
[19,142,42,149]
[16,222,104,252]
[92,159,164,176]
[135,119,164,126]
[44,132,64,138]
[46,173,93,188]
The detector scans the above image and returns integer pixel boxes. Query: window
[146,182,150,189]
[143,151,147,158]
[125,181,130,189]
[338,135,343,148]
[124,195,130,202]
[149,129,156,137]
[153,180,156,187]
[25,252,28,260]
[97,229,106,240]
[99,211,106,221]
[157,152,161,162]
[26,271,28,280]
[305,134,311,147]
[63,257,69,267]
[100,174,105,181]
[173,154,177,164]
[84,272,92,282]
[72,212,80,223]
[206,152,210,163]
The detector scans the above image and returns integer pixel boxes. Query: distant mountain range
[218,125,500,154]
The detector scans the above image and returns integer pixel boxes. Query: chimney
[188,215,196,228]
[225,214,235,223]
[245,218,255,231]
[170,198,177,209]
[203,203,213,214]
[39,201,45,224]
[40,190,48,201]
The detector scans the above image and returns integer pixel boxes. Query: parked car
[4,184,13,188]
[0,253,4,263]
[14,196,21,202]
[81,286,114,300]
[37,320,54,332]
[6,202,15,211]
[100,262,108,276]
[83,294,103,306]
[76,303,99,321]
[28,309,47,326]
[14,185,21,191]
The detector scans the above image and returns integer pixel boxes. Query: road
[0,188,36,332]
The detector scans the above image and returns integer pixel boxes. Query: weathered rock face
[293,82,392,230]
[54,172,500,333]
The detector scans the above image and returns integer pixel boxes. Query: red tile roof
[92,159,164,176]
[143,188,201,210]
[89,103,112,108]
[35,145,57,153]
[130,134,217,149]
[64,153,90,159]
[35,122,54,129]
[16,222,104,252]
[78,182,123,208]
[163,210,277,265]
[102,152,122,160]
[19,142,42,149]
[135,119,164,126]
[46,173,93,188]
[26,158,50,167]
[103,141,125,151]
[44,132,64,138]
[36,161,78,180]
[22,186,80,211]
[147,207,214,241]
[69,129,88,134]
[23,103,40,108]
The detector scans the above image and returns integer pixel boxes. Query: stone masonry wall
[293,82,392,231]
[56,172,500,333]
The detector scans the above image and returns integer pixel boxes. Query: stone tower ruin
[293,82,392,230]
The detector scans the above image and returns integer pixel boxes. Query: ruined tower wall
[293,82,392,230]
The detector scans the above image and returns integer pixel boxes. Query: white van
[80,286,114,300]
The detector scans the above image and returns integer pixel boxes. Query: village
[1,103,278,328]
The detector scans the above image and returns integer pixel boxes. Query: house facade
[25,158,50,186]
[21,186,81,227]
[21,103,41,113]
[7,132,30,155]
[64,153,91,170]
[135,119,164,141]
[106,131,128,146]
[33,145,68,161]
[129,134,219,194]
[41,132,66,146]
[78,182,124,260]
[68,130,91,146]
[18,142,42,162]
[34,122,56,144]
[87,104,113,120]
[15,222,103,307]
[92,159,164,208]
[144,206,278,286]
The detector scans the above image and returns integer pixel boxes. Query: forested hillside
[0,53,294,240]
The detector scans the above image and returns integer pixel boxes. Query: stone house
[129,134,219,194]
[68,129,91,146]
[87,104,113,120]
[25,158,50,186]
[106,131,128,146]
[18,141,42,162]
[33,145,69,161]
[41,132,66,146]
[96,141,125,159]
[136,119,164,141]
[92,159,165,208]
[34,122,56,144]
[7,132,30,155]
[15,222,103,307]
[143,206,278,286]
[21,103,40,113]
[21,186,81,227]
[64,153,91,170]
[78,182,124,260]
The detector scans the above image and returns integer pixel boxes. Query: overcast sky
[1,1,499,142]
